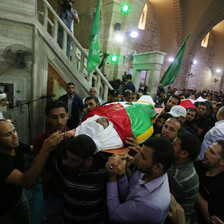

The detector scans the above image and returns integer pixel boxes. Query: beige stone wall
[132,1,160,53]
[187,31,222,91]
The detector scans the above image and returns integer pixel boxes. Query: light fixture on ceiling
[190,59,197,65]
[130,31,139,38]
[168,57,174,62]
[115,34,124,43]
[126,31,139,40]
[193,60,197,65]
[122,4,129,13]
[126,31,139,38]
[216,68,222,73]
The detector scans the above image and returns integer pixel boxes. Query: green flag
[87,0,101,73]
[160,33,191,88]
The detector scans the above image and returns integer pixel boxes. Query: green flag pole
[87,0,101,73]
[160,33,191,88]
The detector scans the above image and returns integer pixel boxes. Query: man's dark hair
[126,74,132,80]
[108,89,119,98]
[177,133,201,161]
[67,82,75,87]
[143,137,174,172]
[187,107,196,113]
[158,113,170,121]
[179,94,185,98]
[198,101,209,110]
[216,140,224,159]
[66,134,96,159]
[171,95,181,105]
[45,100,68,116]
[85,96,99,104]
[186,107,197,117]
[123,90,132,97]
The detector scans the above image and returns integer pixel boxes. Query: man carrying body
[33,100,70,156]
[199,106,224,160]
[168,133,201,224]
[84,96,100,114]
[106,137,174,223]
[195,140,224,223]
[0,119,62,223]
[49,134,110,224]
[33,100,70,223]
[59,82,85,129]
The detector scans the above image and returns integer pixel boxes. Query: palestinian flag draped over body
[83,102,156,144]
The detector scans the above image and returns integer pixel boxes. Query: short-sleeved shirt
[168,162,199,224]
[0,143,30,215]
[194,161,224,222]
[58,8,78,34]
[195,116,210,141]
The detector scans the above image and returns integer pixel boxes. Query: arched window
[138,3,148,30]
[201,32,210,48]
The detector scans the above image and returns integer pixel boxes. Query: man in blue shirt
[106,137,174,224]
[57,0,80,58]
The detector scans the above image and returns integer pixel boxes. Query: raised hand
[126,133,141,153]
[42,131,64,152]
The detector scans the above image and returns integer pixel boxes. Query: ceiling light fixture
[168,57,174,62]
[216,68,222,73]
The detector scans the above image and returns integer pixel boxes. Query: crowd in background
[1,73,224,224]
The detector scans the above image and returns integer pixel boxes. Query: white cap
[0,93,7,100]
[168,105,186,117]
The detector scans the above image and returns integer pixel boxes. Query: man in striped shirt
[49,134,109,224]
[167,133,201,224]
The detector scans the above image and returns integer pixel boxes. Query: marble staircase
[37,0,113,101]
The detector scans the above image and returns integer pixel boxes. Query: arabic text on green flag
[87,0,101,73]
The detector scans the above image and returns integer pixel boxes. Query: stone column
[133,51,166,98]
[100,0,147,80]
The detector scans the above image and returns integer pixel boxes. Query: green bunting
[160,33,191,88]
[87,0,101,73]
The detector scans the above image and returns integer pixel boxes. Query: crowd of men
[0,77,224,224]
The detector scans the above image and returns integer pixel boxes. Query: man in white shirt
[199,106,224,160]
[0,93,7,119]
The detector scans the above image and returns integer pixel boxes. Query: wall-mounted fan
[0,44,33,76]
[123,50,137,63]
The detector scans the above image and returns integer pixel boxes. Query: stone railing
[37,0,113,101]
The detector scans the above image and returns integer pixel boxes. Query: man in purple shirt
[106,137,174,224]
